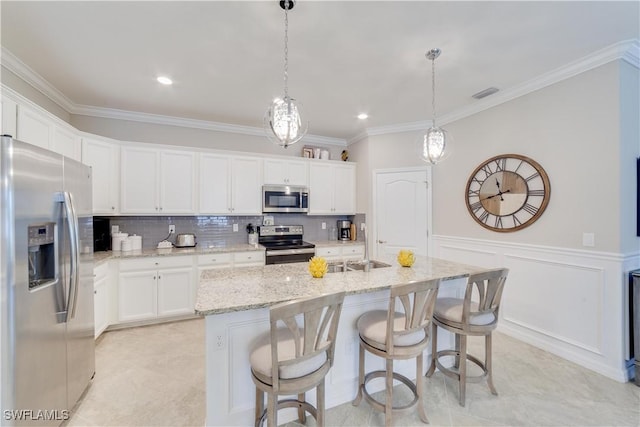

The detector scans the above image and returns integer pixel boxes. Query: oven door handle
[266,248,316,256]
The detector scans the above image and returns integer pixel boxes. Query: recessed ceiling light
[357,113,369,120]
[157,76,173,85]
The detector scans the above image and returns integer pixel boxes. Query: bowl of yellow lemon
[397,250,415,267]
[308,256,328,278]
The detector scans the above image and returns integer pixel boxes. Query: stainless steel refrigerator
[1,136,95,426]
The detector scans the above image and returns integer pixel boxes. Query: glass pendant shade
[420,126,447,164]
[264,96,307,148]
[419,47,450,164]
[264,0,307,148]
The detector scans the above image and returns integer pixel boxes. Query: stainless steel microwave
[262,185,309,213]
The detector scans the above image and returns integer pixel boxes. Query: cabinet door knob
[111,206,115,210]
[378,240,387,244]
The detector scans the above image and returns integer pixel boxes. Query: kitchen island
[195,256,488,426]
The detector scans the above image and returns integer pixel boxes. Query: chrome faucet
[362,223,370,272]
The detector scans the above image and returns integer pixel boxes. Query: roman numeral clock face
[465,154,551,232]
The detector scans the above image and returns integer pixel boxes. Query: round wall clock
[465,154,551,232]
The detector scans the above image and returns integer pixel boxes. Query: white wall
[436,61,630,253]
[348,60,639,381]
[350,61,637,254]
[619,60,640,253]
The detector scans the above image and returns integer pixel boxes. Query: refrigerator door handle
[61,191,80,321]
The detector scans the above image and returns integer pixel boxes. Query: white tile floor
[65,318,640,426]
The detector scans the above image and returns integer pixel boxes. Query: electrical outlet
[360,223,365,231]
[169,224,175,234]
[111,225,119,234]
[321,222,326,230]
[213,330,226,350]
[582,232,595,247]
[233,223,239,232]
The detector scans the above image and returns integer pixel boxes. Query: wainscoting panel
[433,235,639,383]
[502,254,604,354]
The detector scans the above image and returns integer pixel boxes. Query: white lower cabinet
[197,251,264,276]
[115,251,264,328]
[315,244,365,261]
[93,261,111,338]
[197,253,233,277]
[233,251,265,267]
[118,256,194,323]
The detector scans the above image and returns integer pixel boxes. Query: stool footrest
[434,349,488,384]
[361,370,419,415]
[256,399,317,427]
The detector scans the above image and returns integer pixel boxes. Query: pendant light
[264,0,308,148]
[419,48,450,164]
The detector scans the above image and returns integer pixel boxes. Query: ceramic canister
[111,232,128,252]
[129,234,142,250]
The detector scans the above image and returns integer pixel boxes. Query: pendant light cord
[283,0,290,99]
[431,56,437,128]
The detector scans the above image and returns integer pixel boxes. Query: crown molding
[72,104,346,146]
[3,39,637,146]
[622,39,640,67]
[1,47,76,112]
[1,45,347,146]
[353,38,640,141]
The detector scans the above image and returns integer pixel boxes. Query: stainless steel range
[258,225,315,265]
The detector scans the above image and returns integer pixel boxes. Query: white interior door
[374,168,431,258]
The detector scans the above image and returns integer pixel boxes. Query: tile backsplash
[101,214,365,250]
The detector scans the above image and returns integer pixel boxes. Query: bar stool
[250,292,345,427]
[426,268,509,406]
[352,279,440,426]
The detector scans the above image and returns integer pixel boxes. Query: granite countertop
[91,244,265,265]
[195,255,486,316]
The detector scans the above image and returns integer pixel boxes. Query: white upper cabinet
[199,153,262,215]
[309,162,356,215]
[1,96,18,138]
[231,156,262,214]
[16,104,52,150]
[263,158,308,186]
[159,150,197,214]
[121,145,196,215]
[82,137,120,215]
[199,153,231,214]
[52,124,81,161]
[16,103,81,160]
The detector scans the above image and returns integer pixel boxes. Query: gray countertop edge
[91,244,265,266]
[311,240,364,248]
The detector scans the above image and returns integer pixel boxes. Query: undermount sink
[326,260,392,273]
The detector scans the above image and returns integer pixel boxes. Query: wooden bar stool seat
[426,268,509,407]
[352,279,440,426]
[250,292,345,427]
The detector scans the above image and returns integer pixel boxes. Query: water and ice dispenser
[27,223,56,289]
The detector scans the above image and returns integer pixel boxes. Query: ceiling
[1,1,639,143]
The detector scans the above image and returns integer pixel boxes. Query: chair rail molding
[432,234,639,383]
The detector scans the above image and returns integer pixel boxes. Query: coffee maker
[337,220,351,241]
